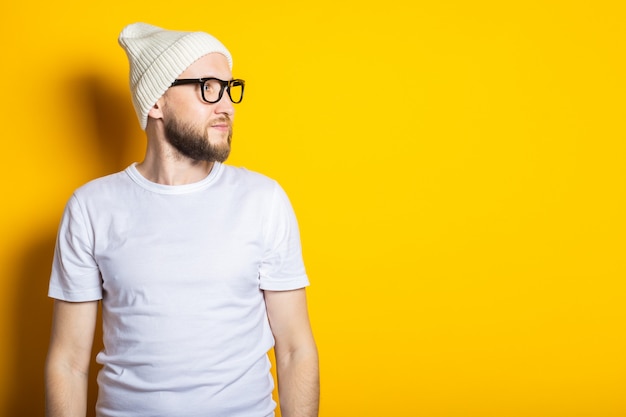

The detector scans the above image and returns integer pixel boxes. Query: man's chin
[210,143,231,163]
[208,133,232,162]
[214,150,230,163]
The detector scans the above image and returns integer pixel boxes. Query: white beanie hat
[118,22,233,130]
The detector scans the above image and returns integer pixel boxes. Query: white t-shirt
[49,163,309,417]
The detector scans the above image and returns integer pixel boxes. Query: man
[45,22,319,417]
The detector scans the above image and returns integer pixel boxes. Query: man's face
[160,53,235,162]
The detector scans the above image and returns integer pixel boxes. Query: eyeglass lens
[203,79,244,103]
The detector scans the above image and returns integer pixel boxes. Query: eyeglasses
[169,78,245,104]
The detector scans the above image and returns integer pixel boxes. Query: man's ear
[147,98,164,120]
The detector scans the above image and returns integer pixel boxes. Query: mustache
[210,116,232,127]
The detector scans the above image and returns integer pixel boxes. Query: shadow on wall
[7,70,140,417]
[72,71,143,172]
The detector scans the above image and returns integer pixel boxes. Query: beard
[164,116,232,162]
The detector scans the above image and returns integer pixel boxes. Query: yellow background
[1,1,625,416]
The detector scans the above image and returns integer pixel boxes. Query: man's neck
[136,139,215,186]
[135,158,215,186]
[138,121,216,185]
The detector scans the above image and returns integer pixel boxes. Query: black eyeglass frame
[170,78,245,104]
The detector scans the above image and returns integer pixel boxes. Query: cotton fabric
[49,163,309,417]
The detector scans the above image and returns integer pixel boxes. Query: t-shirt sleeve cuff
[48,286,103,302]
[259,275,310,291]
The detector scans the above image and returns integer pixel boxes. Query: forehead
[179,53,232,79]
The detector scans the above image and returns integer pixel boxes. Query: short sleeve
[259,182,309,291]
[48,194,103,301]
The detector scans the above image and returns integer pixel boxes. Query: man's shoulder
[72,169,130,199]
[220,164,279,189]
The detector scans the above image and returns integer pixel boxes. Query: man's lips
[210,121,231,130]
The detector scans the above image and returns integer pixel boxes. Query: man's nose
[213,91,235,116]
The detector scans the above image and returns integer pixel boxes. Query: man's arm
[264,288,319,417]
[45,299,99,417]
